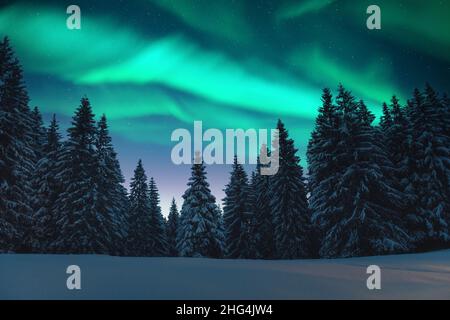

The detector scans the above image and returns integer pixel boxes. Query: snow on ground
[1,250,450,299]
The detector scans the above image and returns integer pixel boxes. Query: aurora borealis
[0,0,449,212]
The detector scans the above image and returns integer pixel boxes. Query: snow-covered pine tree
[32,114,62,252]
[166,198,179,256]
[406,86,450,249]
[365,99,411,231]
[307,88,337,187]
[128,160,152,256]
[381,96,416,231]
[148,177,168,256]
[379,102,392,132]
[213,204,226,257]
[50,97,112,254]
[270,120,311,259]
[423,83,450,179]
[177,155,223,258]
[307,88,341,257]
[441,93,450,138]
[357,100,376,125]
[250,152,275,259]
[244,169,262,259]
[30,106,47,161]
[223,156,253,258]
[0,37,35,253]
[246,171,259,259]
[29,106,48,252]
[317,86,410,258]
[96,115,129,255]
[385,96,412,167]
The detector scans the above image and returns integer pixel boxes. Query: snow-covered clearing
[1,250,449,299]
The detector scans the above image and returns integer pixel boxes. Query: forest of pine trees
[1,37,450,258]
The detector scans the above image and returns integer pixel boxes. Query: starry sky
[1,0,449,214]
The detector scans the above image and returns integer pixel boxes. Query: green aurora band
[0,1,448,145]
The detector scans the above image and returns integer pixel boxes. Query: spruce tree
[128,160,152,256]
[223,156,252,258]
[385,96,411,167]
[96,115,129,255]
[33,114,62,252]
[214,204,226,257]
[30,106,47,161]
[270,120,311,259]
[0,37,35,252]
[50,97,111,254]
[177,154,223,258]
[307,88,340,257]
[380,102,392,131]
[406,86,450,248]
[166,198,179,257]
[250,152,275,259]
[307,88,339,193]
[382,96,416,229]
[316,86,410,257]
[148,177,168,256]
[357,100,376,125]
[441,93,450,138]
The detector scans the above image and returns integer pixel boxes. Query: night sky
[1,0,449,213]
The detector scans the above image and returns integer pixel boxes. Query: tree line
[1,37,449,258]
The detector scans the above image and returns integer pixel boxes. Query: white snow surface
[1,250,450,299]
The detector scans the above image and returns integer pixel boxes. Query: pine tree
[380,102,392,131]
[96,115,129,255]
[148,177,168,256]
[0,37,35,252]
[307,88,341,257]
[307,88,338,183]
[357,100,376,125]
[382,96,416,230]
[50,97,112,254]
[441,93,450,138]
[177,154,223,258]
[385,96,411,166]
[214,204,226,257]
[29,106,49,252]
[406,86,450,248]
[128,160,152,256]
[33,114,62,252]
[223,156,252,258]
[316,86,410,257]
[30,106,47,161]
[250,152,275,259]
[270,120,311,259]
[166,198,179,257]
